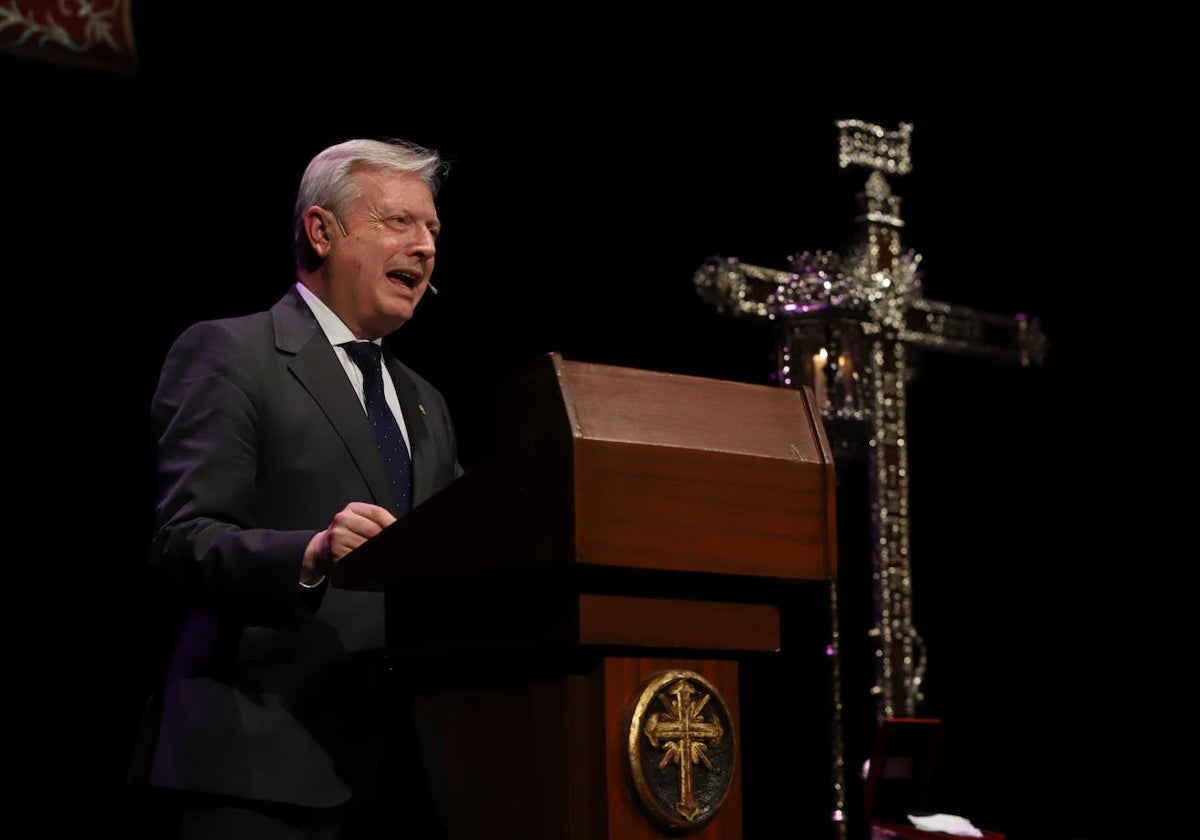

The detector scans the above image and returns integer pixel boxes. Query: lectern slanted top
[334,351,836,591]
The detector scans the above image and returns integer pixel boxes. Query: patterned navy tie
[342,341,412,514]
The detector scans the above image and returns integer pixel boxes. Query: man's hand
[301,501,397,585]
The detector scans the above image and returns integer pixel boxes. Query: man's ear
[303,206,335,258]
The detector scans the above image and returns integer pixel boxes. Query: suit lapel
[272,289,395,511]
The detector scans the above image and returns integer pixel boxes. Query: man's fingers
[324,502,397,561]
[343,501,398,529]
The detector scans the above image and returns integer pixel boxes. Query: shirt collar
[294,281,380,348]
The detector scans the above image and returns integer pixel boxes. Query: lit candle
[813,348,828,411]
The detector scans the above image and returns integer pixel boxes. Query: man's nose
[410,227,437,258]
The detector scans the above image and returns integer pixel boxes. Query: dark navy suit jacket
[131,285,461,807]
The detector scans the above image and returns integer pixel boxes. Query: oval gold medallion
[625,669,736,830]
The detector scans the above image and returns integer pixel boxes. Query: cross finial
[836,119,913,174]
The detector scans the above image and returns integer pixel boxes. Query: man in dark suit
[131,138,461,838]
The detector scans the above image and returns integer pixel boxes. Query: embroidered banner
[0,0,137,73]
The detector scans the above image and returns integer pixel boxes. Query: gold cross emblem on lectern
[626,670,735,829]
[644,678,725,821]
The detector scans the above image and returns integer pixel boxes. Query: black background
[6,10,1137,839]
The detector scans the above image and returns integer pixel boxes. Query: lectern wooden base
[414,656,741,840]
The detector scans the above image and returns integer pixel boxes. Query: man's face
[325,167,440,339]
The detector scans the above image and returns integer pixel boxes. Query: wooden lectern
[334,352,837,839]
